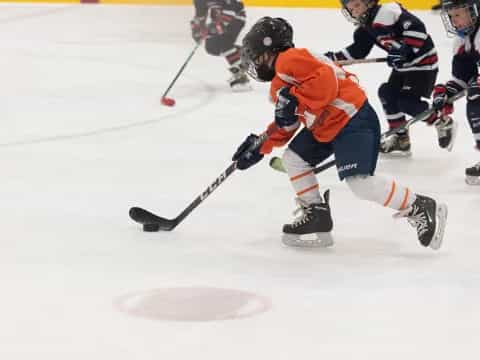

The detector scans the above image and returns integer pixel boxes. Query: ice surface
[0,3,479,359]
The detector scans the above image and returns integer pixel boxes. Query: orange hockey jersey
[260,48,368,155]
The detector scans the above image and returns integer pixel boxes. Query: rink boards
[0,0,438,10]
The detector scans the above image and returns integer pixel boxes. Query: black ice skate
[282,190,334,248]
[465,162,480,185]
[228,66,251,92]
[394,195,448,250]
[434,115,457,151]
[380,130,412,157]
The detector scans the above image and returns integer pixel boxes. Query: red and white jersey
[260,47,367,154]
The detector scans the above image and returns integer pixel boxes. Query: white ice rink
[1,3,479,359]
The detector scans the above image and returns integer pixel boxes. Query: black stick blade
[129,207,177,231]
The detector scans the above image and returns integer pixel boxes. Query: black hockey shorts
[288,101,381,181]
[386,69,438,98]
[205,19,244,56]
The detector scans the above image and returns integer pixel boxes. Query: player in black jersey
[191,0,251,91]
[326,0,455,156]
[435,0,480,184]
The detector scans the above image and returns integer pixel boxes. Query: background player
[191,0,251,91]
[234,17,447,249]
[434,0,480,184]
[325,0,454,156]
[432,1,443,10]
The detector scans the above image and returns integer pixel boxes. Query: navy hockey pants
[288,101,381,181]
[205,19,244,56]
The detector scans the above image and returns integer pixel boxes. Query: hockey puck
[161,97,176,107]
[143,223,161,232]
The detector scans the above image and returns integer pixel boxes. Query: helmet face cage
[441,0,479,37]
[341,6,360,25]
[241,17,294,82]
[241,47,261,81]
[340,0,377,25]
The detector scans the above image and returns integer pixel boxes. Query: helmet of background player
[241,17,294,82]
[441,0,480,37]
[340,0,378,25]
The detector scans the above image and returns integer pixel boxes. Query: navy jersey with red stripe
[448,25,480,89]
[333,2,438,72]
[193,0,246,21]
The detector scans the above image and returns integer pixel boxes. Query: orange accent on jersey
[260,48,368,154]
[297,184,319,196]
[290,169,314,182]
[400,188,410,210]
[383,181,397,207]
[260,122,295,154]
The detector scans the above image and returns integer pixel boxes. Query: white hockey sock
[282,149,322,204]
[223,46,241,67]
[345,174,417,211]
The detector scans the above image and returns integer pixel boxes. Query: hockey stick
[269,156,336,174]
[160,42,202,107]
[381,89,467,138]
[129,133,268,232]
[336,57,387,66]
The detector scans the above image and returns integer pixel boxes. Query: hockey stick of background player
[336,57,387,66]
[160,42,202,107]
[269,90,467,174]
[381,89,467,139]
[129,133,269,232]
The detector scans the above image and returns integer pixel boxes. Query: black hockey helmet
[241,17,294,82]
[340,0,379,25]
[441,0,480,37]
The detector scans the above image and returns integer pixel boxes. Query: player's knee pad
[467,79,480,102]
[378,82,396,105]
[345,175,382,202]
[397,93,428,117]
[467,79,480,128]
[467,91,480,136]
[282,148,311,174]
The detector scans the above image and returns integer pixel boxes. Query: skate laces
[229,66,247,81]
[381,132,409,151]
[398,132,410,147]
[292,198,313,227]
[394,205,428,236]
[381,134,398,151]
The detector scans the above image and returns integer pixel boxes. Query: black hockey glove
[275,87,298,128]
[324,51,347,62]
[432,84,450,112]
[432,80,464,113]
[324,51,337,61]
[232,134,264,170]
[190,16,207,44]
[387,43,413,69]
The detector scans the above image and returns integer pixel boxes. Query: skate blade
[429,203,448,250]
[445,121,458,152]
[379,150,412,158]
[465,175,480,185]
[231,83,252,93]
[282,232,334,248]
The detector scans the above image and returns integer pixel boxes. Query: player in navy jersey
[190,0,251,91]
[436,0,480,184]
[325,0,455,156]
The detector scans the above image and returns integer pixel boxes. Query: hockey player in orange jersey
[233,17,447,249]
